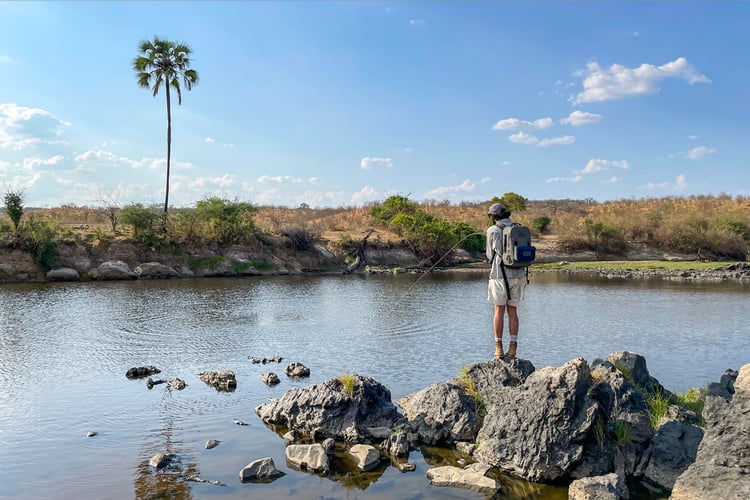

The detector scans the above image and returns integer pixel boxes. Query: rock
[425,465,499,494]
[46,267,80,282]
[396,462,417,473]
[473,358,600,482]
[606,351,666,396]
[671,363,750,500]
[149,453,175,469]
[169,378,187,390]
[126,365,161,379]
[348,444,382,471]
[321,438,335,453]
[381,431,411,457]
[261,373,280,386]
[285,443,329,474]
[198,370,236,391]
[364,426,392,440]
[284,362,310,378]
[643,420,703,491]
[146,377,167,389]
[703,369,737,425]
[134,262,181,279]
[205,440,220,449]
[568,473,629,499]
[255,375,406,442]
[239,457,285,482]
[455,441,476,456]
[94,260,138,280]
[86,431,97,438]
[397,381,483,445]
[283,431,297,445]
[250,355,283,364]
[233,419,249,426]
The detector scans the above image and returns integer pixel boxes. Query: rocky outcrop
[425,463,499,495]
[397,382,483,445]
[643,420,703,491]
[670,364,750,500]
[255,374,406,442]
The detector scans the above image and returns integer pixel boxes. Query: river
[0,271,747,499]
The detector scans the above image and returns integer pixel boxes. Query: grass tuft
[337,373,357,398]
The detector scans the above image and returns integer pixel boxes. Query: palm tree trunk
[164,83,172,214]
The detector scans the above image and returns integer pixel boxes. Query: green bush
[119,203,161,239]
[532,216,552,234]
[193,196,257,244]
[20,215,57,269]
[4,190,24,231]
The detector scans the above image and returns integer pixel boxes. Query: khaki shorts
[488,278,526,307]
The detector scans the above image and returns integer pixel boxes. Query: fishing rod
[405,232,485,295]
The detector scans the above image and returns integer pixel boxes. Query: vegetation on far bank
[534,260,739,272]
[1,190,748,271]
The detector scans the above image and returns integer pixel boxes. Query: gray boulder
[285,362,310,378]
[381,430,411,457]
[702,368,737,425]
[198,370,237,391]
[46,267,80,282]
[607,351,666,397]
[671,363,750,500]
[261,372,280,386]
[425,465,499,494]
[643,420,703,491]
[255,374,406,442]
[94,260,138,280]
[285,444,329,474]
[348,444,382,471]
[473,358,599,482]
[568,473,629,499]
[135,262,181,279]
[397,382,483,445]
[239,457,285,481]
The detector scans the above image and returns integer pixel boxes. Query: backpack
[501,223,536,268]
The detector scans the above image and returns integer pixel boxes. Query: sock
[495,337,502,343]
[509,335,518,343]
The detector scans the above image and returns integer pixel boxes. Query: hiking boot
[507,342,517,358]
[494,342,504,359]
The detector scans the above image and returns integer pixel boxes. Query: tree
[490,192,527,213]
[133,36,199,214]
[4,189,25,231]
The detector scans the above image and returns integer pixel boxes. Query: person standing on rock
[486,203,527,359]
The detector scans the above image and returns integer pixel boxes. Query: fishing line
[404,232,484,295]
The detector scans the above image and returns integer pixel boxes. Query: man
[486,203,527,359]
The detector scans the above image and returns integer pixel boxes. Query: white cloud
[21,155,65,171]
[187,174,236,189]
[255,187,281,205]
[577,158,630,174]
[423,180,475,199]
[573,57,711,104]
[688,135,699,140]
[0,103,71,150]
[205,137,215,143]
[545,175,582,183]
[308,177,320,184]
[350,186,381,205]
[508,131,538,145]
[297,190,344,208]
[74,150,192,171]
[480,177,491,184]
[0,55,12,64]
[501,160,510,166]
[642,174,688,191]
[604,176,623,184]
[685,146,715,160]
[360,157,393,170]
[409,19,426,26]
[560,110,603,126]
[257,175,304,184]
[538,135,576,147]
[491,117,553,131]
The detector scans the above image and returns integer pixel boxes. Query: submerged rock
[239,457,285,481]
[198,370,237,391]
[348,444,382,472]
[285,444,329,474]
[261,373,280,386]
[284,362,310,378]
[425,465,499,494]
[126,365,161,379]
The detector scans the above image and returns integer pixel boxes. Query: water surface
[0,272,747,499]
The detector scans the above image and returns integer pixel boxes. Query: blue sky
[0,1,748,208]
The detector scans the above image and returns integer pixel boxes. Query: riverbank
[1,232,748,284]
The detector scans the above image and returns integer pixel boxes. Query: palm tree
[133,36,198,214]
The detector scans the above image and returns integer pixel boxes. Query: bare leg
[507,305,519,357]
[493,304,505,358]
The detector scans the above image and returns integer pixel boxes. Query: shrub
[193,196,257,243]
[20,215,57,270]
[4,190,24,231]
[281,225,318,251]
[119,203,161,239]
[531,216,552,234]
